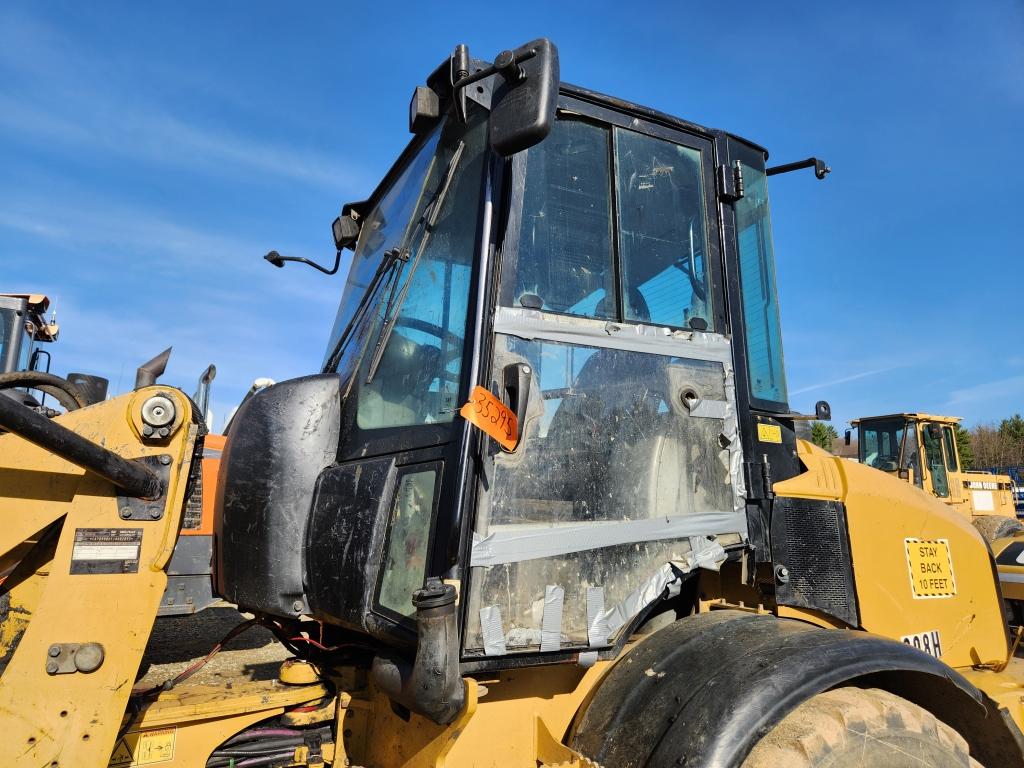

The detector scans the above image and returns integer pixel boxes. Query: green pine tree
[810,421,839,452]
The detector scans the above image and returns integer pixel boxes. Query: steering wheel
[393,317,464,364]
[0,371,88,412]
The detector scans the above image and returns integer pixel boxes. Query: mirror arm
[263,250,342,276]
[766,157,831,180]
[450,43,539,122]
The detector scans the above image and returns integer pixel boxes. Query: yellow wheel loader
[4,38,1024,768]
[850,413,1022,541]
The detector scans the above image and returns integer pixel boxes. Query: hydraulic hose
[0,371,87,411]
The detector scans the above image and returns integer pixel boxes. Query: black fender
[569,610,1024,768]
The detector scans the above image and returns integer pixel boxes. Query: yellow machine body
[2,402,1024,766]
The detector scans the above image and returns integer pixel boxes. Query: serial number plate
[71,528,142,575]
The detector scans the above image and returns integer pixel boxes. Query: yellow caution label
[905,538,956,599]
[109,728,176,766]
[757,423,782,444]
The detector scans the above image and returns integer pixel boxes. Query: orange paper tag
[460,385,518,451]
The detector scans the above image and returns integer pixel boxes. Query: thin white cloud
[947,375,1024,406]
[789,365,903,396]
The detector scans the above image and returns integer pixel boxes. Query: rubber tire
[974,514,1024,542]
[743,687,981,768]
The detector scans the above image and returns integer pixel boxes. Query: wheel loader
[850,413,1022,541]
[4,37,1024,768]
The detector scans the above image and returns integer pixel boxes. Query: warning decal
[108,727,176,766]
[904,538,957,599]
[71,528,142,575]
[757,423,782,444]
[460,385,519,451]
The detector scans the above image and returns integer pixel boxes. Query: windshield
[859,418,906,470]
[323,108,488,430]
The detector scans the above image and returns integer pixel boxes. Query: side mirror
[844,430,851,446]
[486,39,559,156]
[332,215,360,251]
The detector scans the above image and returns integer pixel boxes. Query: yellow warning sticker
[108,728,176,767]
[905,538,957,599]
[757,423,782,444]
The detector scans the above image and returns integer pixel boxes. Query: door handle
[502,362,532,451]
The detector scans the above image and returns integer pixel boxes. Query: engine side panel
[774,440,1008,668]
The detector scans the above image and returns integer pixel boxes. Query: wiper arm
[323,248,403,372]
[365,141,465,385]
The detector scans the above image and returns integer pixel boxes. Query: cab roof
[851,413,962,426]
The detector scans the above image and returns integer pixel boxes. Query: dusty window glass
[378,468,438,618]
[324,131,442,370]
[735,162,787,404]
[511,119,615,318]
[942,426,959,472]
[900,422,924,489]
[463,334,741,654]
[615,130,710,329]
[356,109,487,429]
[859,418,905,471]
[922,424,949,498]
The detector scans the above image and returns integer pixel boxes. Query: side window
[615,129,710,329]
[512,119,614,318]
[901,423,924,489]
[922,424,949,497]
[735,159,787,405]
[377,467,438,618]
[942,426,959,472]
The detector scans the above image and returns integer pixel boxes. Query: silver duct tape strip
[480,605,507,656]
[540,585,564,652]
[598,538,728,636]
[493,307,733,364]
[471,512,746,567]
[586,586,609,647]
[689,398,729,420]
[577,650,599,668]
[602,562,682,634]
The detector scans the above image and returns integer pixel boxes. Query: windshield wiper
[365,140,465,385]
[323,248,404,372]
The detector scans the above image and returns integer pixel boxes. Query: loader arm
[0,388,200,766]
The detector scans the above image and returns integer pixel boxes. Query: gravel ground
[136,606,291,689]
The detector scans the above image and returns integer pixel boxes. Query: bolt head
[46,661,59,675]
[119,507,132,519]
[292,600,304,613]
[141,395,176,428]
[48,644,61,658]
[158,427,170,437]
[142,425,154,437]
[158,454,172,466]
[149,508,161,519]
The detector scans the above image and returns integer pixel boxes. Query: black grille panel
[771,497,858,626]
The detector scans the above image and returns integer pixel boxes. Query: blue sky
[2,1,1022,431]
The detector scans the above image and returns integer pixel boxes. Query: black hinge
[718,161,744,203]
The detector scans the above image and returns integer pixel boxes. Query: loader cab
[854,413,1016,521]
[0,294,57,375]
[215,42,803,665]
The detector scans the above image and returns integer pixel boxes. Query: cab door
[460,101,747,661]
